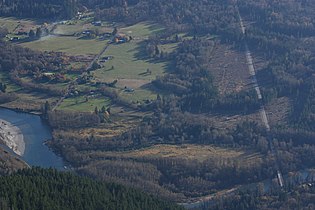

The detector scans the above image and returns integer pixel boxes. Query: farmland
[21,36,107,55]
[120,22,165,38]
[0,17,37,35]
[93,22,171,103]
[58,95,111,112]
[10,19,174,109]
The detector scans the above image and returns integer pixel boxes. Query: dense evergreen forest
[0,0,77,18]
[0,167,183,210]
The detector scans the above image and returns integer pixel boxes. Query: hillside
[0,167,183,210]
[0,0,76,18]
[0,0,315,208]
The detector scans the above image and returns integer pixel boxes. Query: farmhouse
[99,56,113,63]
[124,87,134,92]
[10,37,19,42]
[113,34,130,44]
[92,21,102,26]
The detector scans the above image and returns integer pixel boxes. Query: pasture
[21,36,106,55]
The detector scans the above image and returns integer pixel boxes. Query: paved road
[237,8,284,188]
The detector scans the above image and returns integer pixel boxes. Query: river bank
[0,105,42,115]
[0,119,25,156]
[0,108,64,169]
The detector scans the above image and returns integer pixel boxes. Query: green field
[20,36,106,55]
[93,22,170,103]
[1,90,58,111]
[95,42,167,81]
[58,95,111,112]
[0,17,37,33]
[0,72,21,93]
[119,88,158,102]
[8,20,172,108]
[54,24,85,35]
[120,21,165,37]
[159,42,178,53]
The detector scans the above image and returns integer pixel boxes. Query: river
[0,108,64,170]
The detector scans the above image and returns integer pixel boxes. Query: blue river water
[0,108,64,169]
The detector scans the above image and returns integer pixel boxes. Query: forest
[0,167,182,210]
[238,0,315,131]
[210,178,315,210]
[52,0,315,204]
[1,0,315,208]
[0,0,77,18]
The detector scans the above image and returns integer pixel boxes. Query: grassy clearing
[20,36,106,55]
[0,72,21,93]
[54,19,113,36]
[0,17,19,32]
[4,20,171,110]
[69,62,88,70]
[119,88,158,102]
[19,76,68,91]
[92,144,262,163]
[159,42,178,53]
[57,95,111,112]
[93,22,170,103]
[69,107,150,138]
[1,90,58,111]
[54,24,84,35]
[95,42,167,81]
[120,21,165,38]
[0,17,36,33]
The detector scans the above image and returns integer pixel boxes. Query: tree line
[0,167,183,210]
[0,0,77,18]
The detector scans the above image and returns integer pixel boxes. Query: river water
[0,108,64,170]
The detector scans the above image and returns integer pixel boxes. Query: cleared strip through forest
[237,8,284,188]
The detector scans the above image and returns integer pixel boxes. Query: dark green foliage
[81,0,139,9]
[0,27,8,38]
[212,184,315,210]
[93,0,240,38]
[48,110,100,128]
[0,82,6,93]
[237,0,315,131]
[0,0,77,18]
[0,41,68,97]
[0,167,183,210]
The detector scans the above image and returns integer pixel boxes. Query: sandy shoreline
[0,119,25,156]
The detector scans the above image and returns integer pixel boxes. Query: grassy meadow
[57,95,111,112]
[21,36,106,55]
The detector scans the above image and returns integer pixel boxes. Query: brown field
[206,111,262,130]
[209,44,252,95]
[265,96,291,128]
[0,147,27,173]
[73,107,150,138]
[89,144,262,164]
[251,52,291,127]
